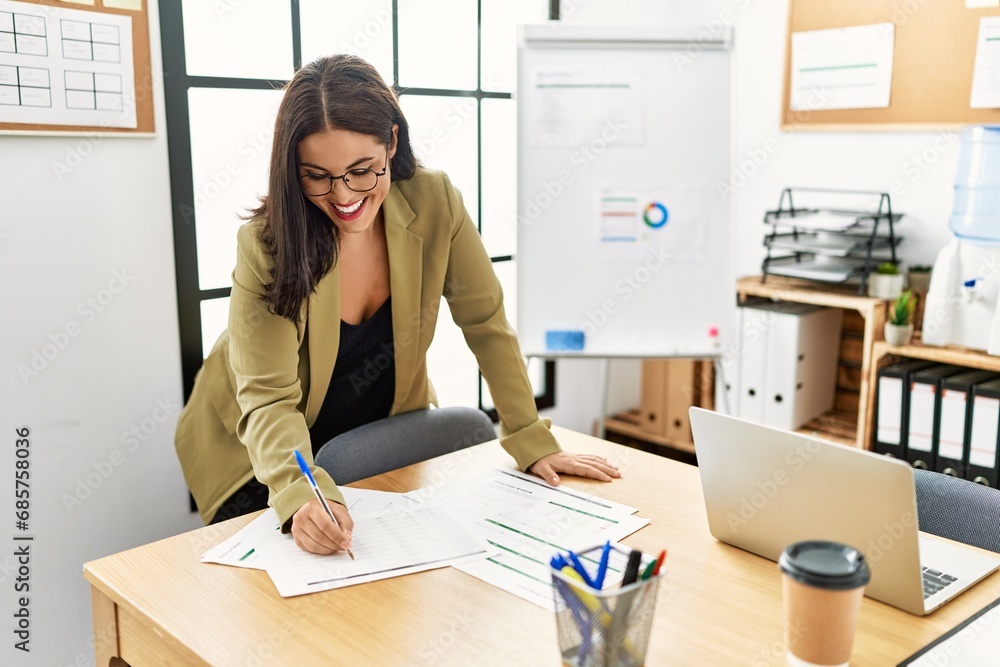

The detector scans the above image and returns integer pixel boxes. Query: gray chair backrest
[913,469,1000,554]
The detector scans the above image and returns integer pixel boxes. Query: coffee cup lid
[778,540,871,590]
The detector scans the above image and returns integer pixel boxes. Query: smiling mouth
[331,196,368,221]
[333,198,365,215]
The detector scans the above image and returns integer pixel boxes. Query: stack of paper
[202,487,492,598]
[422,469,648,610]
[202,469,649,609]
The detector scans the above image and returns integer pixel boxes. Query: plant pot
[908,270,932,293]
[868,273,904,299]
[884,323,914,346]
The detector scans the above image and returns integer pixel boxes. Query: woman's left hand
[528,452,621,487]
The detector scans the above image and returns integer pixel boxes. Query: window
[161,1,557,418]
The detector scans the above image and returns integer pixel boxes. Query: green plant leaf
[889,289,914,325]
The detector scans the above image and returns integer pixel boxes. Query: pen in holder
[551,544,662,667]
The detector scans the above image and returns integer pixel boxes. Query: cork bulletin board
[0,0,153,135]
[783,1,1000,130]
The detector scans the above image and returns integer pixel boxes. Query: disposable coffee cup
[778,540,870,667]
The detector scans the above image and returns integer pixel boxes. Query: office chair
[314,407,497,485]
[913,469,1000,554]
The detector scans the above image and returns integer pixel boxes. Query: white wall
[730,0,956,276]
[0,2,200,665]
[548,0,962,433]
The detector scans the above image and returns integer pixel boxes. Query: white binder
[937,387,968,466]
[736,305,770,424]
[877,376,904,446]
[735,302,842,431]
[715,308,742,417]
[764,306,842,430]
[907,382,937,464]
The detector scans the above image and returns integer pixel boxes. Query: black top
[308,297,395,454]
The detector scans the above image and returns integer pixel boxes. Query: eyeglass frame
[297,142,391,197]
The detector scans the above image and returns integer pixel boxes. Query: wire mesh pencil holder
[551,544,661,667]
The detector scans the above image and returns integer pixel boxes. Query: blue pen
[567,551,596,588]
[293,450,354,560]
[594,541,612,589]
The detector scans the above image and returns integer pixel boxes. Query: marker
[622,549,642,586]
[293,450,354,560]
[652,549,667,576]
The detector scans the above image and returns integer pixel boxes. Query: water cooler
[923,126,1000,354]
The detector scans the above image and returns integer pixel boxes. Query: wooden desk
[84,427,1000,666]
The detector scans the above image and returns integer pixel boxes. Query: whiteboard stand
[597,358,610,439]
[516,23,735,433]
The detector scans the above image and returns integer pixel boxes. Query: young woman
[175,55,619,555]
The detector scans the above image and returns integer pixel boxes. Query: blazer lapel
[382,185,421,414]
[305,260,341,424]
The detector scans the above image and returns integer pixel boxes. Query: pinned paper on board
[971,17,1000,108]
[0,0,137,127]
[527,67,644,147]
[790,23,895,111]
[595,184,708,263]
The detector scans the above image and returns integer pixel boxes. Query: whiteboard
[516,24,733,358]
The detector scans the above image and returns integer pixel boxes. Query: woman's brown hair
[249,55,417,321]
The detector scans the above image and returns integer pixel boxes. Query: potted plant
[868,262,905,299]
[907,265,933,293]
[885,290,915,346]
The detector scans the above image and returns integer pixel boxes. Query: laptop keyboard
[922,566,959,599]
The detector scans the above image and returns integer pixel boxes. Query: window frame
[160,0,558,419]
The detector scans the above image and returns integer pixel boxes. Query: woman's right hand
[291,498,354,555]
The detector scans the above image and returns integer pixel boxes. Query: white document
[877,376,903,445]
[938,389,970,463]
[201,508,275,570]
[790,24,895,111]
[0,0,136,128]
[906,600,1000,666]
[426,468,639,517]
[970,395,1000,468]
[967,1,1000,9]
[768,211,861,231]
[259,505,493,598]
[421,468,648,610]
[596,184,709,263]
[528,68,643,147]
[971,17,1000,108]
[201,487,418,570]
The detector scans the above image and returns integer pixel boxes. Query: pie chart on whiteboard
[644,202,669,228]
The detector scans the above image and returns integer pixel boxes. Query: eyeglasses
[298,144,390,197]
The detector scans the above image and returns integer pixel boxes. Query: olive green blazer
[175,169,561,527]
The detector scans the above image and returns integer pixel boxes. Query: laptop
[689,407,1000,615]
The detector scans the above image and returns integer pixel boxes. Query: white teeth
[333,198,365,214]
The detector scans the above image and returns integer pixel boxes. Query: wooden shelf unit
[604,411,697,455]
[603,359,714,456]
[865,336,1000,449]
[736,275,887,449]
